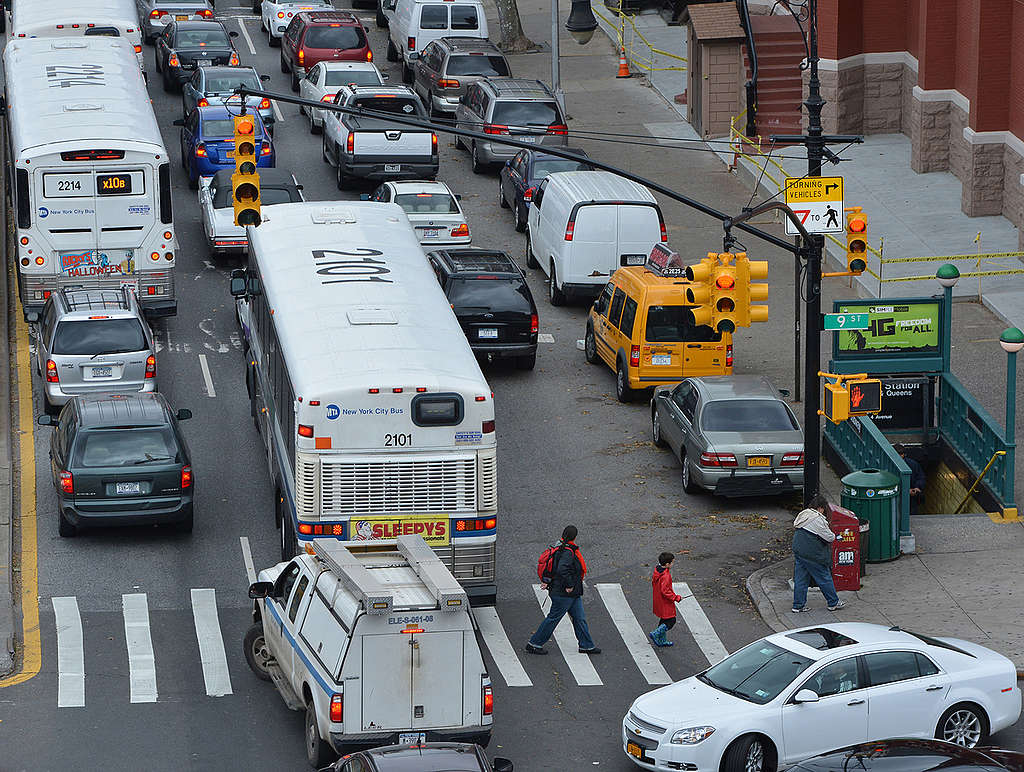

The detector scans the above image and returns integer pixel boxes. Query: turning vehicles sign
[785,176,844,235]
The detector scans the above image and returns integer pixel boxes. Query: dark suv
[38,393,194,537]
[426,249,538,370]
[280,11,372,92]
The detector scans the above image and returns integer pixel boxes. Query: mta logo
[326,404,341,420]
[38,206,49,218]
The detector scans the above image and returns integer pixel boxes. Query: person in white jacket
[791,494,846,612]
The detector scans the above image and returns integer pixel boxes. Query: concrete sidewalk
[747,515,1024,669]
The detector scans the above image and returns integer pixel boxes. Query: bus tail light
[298,523,314,535]
[181,465,192,488]
[630,345,640,367]
[482,420,495,433]
[59,471,74,495]
[35,256,45,266]
[330,694,343,723]
[726,343,733,368]
[164,252,174,261]
[46,360,59,383]
[450,223,469,238]
[20,236,29,246]
[781,452,804,467]
[298,424,314,437]
[700,452,737,467]
[530,313,538,334]
[347,133,355,153]
[163,231,173,240]
[660,221,668,242]
[456,518,497,532]
[482,682,493,715]
[145,355,156,378]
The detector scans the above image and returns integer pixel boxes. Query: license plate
[116,481,141,495]
[519,135,537,143]
[225,150,235,158]
[747,456,772,467]
[622,254,646,265]
[422,228,438,238]
[626,742,643,759]
[651,354,671,365]
[91,366,113,378]
[176,14,188,20]
[478,328,498,339]
[196,59,211,66]
[398,732,425,745]
[384,164,401,172]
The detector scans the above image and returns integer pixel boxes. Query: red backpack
[537,543,572,583]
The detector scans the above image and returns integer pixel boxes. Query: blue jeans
[529,594,596,650]
[793,557,840,608]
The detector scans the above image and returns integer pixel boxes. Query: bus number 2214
[384,433,412,447]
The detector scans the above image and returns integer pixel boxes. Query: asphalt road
[4,3,985,770]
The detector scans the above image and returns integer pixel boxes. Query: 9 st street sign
[785,176,844,235]
[823,312,869,330]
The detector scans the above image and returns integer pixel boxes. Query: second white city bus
[4,37,178,318]
[232,201,498,605]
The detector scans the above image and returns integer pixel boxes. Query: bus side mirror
[37,415,55,426]
[248,581,274,599]
[230,271,247,297]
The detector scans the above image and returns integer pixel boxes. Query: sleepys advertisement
[350,515,450,545]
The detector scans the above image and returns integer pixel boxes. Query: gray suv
[454,78,567,173]
[31,289,157,413]
[412,37,511,118]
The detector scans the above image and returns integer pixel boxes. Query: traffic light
[232,114,261,227]
[710,253,739,333]
[732,252,769,326]
[845,207,867,274]
[684,252,718,327]
[822,382,850,424]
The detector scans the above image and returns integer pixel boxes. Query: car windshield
[352,96,421,115]
[448,276,532,314]
[644,305,722,343]
[175,29,230,48]
[303,25,366,50]
[394,192,459,214]
[491,100,560,127]
[325,69,382,86]
[203,118,262,137]
[699,641,813,704]
[445,54,508,77]
[533,158,591,179]
[52,319,147,356]
[73,427,179,468]
[204,72,259,93]
[701,400,799,432]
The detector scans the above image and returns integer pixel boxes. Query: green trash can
[841,469,900,562]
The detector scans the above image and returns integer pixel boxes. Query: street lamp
[999,327,1023,517]
[936,264,959,374]
[551,0,597,116]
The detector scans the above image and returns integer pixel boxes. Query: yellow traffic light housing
[845,207,867,275]
[710,255,738,333]
[232,114,261,227]
[818,372,882,424]
[732,252,769,326]
[684,252,717,326]
[823,382,850,424]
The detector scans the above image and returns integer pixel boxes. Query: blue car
[498,147,593,232]
[175,105,275,190]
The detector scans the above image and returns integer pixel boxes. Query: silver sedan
[297,60,387,133]
[199,167,304,257]
[650,375,804,497]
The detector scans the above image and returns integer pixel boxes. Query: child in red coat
[649,552,682,647]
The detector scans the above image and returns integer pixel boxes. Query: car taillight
[346,133,354,153]
[483,124,509,135]
[437,78,460,89]
[229,51,240,66]
[482,683,493,716]
[530,313,538,334]
[450,223,469,238]
[145,354,156,378]
[195,143,207,157]
[407,36,415,50]
[330,694,343,723]
[564,220,575,241]
[59,471,74,495]
[321,94,335,103]
[46,359,59,383]
[726,343,733,368]
[261,143,272,155]
[277,10,285,17]
[181,465,192,489]
[197,98,209,107]
[150,9,166,17]
[431,133,438,154]
[546,123,568,135]
[366,50,373,62]
[297,49,305,63]
[199,8,213,17]
[298,424,314,437]
[482,420,495,433]
[168,54,180,68]
[700,452,738,467]
[523,186,534,202]
[630,344,640,367]
[782,452,804,466]
[259,98,271,109]
[660,220,668,242]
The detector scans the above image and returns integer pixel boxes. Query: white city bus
[4,37,177,318]
[232,202,498,605]
[9,0,146,75]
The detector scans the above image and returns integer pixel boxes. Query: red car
[280,11,372,92]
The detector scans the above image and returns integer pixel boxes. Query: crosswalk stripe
[531,585,602,686]
[52,597,85,708]
[673,582,729,665]
[595,584,672,685]
[122,593,158,703]
[473,607,532,687]
[190,589,233,698]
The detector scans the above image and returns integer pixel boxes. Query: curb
[0,116,15,675]
[744,559,792,635]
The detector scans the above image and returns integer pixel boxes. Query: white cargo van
[246,535,493,768]
[382,0,489,84]
[526,170,669,306]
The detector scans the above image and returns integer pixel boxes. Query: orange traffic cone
[616,48,631,78]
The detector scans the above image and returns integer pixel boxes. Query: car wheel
[615,359,633,403]
[386,38,399,62]
[376,5,387,27]
[937,704,988,747]
[471,142,486,174]
[548,262,566,306]
[162,69,173,93]
[188,160,198,190]
[723,735,771,772]
[498,181,509,209]
[154,52,162,73]
[176,509,194,533]
[401,60,413,84]
[243,624,273,681]
[268,28,279,47]
[514,202,527,232]
[305,701,333,768]
[309,107,320,135]
[322,135,332,165]
[584,324,599,364]
[260,15,266,32]
[290,69,299,92]
[681,453,699,494]
[280,53,289,74]
[336,163,348,190]
[515,353,536,370]
[652,410,667,447]
[525,233,539,269]
[58,509,77,537]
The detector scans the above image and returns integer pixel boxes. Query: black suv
[426,249,538,370]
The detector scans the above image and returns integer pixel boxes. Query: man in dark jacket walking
[792,494,845,612]
[526,525,600,655]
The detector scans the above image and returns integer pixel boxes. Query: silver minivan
[32,289,157,413]
[136,0,214,43]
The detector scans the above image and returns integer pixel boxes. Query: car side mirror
[493,760,513,772]
[778,388,791,398]
[176,408,193,421]
[172,118,184,126]
[229,30,239,37]
[459,94,468,105]
[230,276,247,297]
[25,310,39,323]
[408,52,419,61]
[36,415,55,426]
[455,194,462,200]
[381,72,390,81]
[793,689,819,704]
[248,581,274,599]
[592,300,600,311]
[359,193,370,201]
[295,184,304,190]
[260,74,271,81]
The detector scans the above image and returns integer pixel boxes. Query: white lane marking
[271,97,285,123]
[473,607,532,687]
[236,17,257,55]
[240,536,257,584]
[595,584,672,685]
[198,353,217,397]
[52,597,85,708]
[190,589,233,697]
[673,582,729,665]
[531,584,602,686]
[538,333,554,343]
[122,593,158,703]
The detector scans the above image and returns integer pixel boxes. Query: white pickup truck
[245,535,494,768]
[321,85,439,190]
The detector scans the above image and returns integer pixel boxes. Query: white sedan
[623,623,1020,772]
[199,167,304,257]
[298,61,387,133]
[367,180,470,246]
[260,0,331,45]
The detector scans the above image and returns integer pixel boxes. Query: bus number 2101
[384,433,412,447]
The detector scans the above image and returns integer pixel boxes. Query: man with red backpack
[526,525,601,656]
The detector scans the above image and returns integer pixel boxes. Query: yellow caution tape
[880,251,1024,264]
[878,269,1024,283]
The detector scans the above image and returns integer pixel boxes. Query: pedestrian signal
[845,208,867,274]
[232,114,261,227]
[818,372,881,424]
[847,378,881,415]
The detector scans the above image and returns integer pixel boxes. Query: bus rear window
[411,394,464,426]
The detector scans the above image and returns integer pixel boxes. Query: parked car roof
[76,393,171,428]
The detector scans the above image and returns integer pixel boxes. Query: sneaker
[578,647,601,655]
[791,607,809,613]
[524,643,548,655]
[828,600,847,611]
